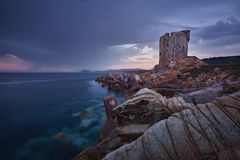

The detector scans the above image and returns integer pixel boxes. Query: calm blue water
[0,73,125,160]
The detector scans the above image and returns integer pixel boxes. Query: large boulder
[76,87,240,160]
[112,88,194,142]
[103,91,240,160]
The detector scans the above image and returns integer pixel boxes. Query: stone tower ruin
[159,30,190,69]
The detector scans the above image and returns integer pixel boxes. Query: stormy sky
[0,0,239,72]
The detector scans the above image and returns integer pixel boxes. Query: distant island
[79,68,145,74]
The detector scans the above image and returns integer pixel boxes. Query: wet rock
[99,96,118,141]
[95,73,143,93]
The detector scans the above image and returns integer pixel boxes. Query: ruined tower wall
[159,30,190,68]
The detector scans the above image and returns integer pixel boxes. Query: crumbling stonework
[159,30,190,69]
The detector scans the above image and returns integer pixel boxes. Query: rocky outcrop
[76,86,240,160]
[95,73,142,94]
[90,30,240,160]
[103,90,240,160]
[95,58,209,97]
[111,88,195,143]
[99,96,118,141]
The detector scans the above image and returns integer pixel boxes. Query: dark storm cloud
[0,0,239,71]
[195,17,240,41]
[188,17,240,58]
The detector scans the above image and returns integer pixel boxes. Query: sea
[0,73,125,160]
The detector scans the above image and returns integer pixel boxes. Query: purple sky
[0,0,240,72]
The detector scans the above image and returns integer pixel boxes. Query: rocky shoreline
[76,30,240,159]
[76,61,240,160]
[95,57,239,99]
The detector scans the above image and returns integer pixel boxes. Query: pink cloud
[0,54,32,71]
[107,45,159,69]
